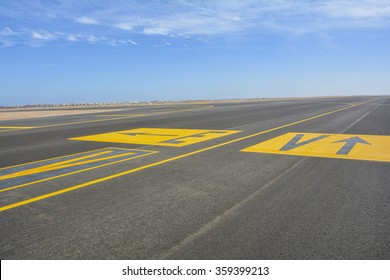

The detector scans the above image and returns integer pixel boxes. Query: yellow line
[0,147,122,171]
[37,151,111,168]
[0,126,35,129]
[0,150,112,180]
[95,114,146,117]
[0,126,36,133]
[0,99,379,212]
[11,151,141,179]
[0,150,158,194]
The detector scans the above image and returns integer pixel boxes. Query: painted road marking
[0,98,380,212]
[0,148,157,193]
[96,114,146,117]
[70,128,240,147]
[0,126,35,133]
[242,132,390,162]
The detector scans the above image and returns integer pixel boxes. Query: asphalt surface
[0,96,389,259]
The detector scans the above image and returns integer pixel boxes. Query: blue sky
[1,0,390,106]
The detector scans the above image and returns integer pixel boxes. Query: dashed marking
[70,128,241,147]
[242,132,390,162]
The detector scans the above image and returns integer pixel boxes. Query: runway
[1,96,389,259]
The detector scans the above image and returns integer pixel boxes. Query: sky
[1,0,390,106]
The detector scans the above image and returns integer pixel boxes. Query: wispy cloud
[75,16,99,25]
[32,30,57,40]
[0,26,137,47]
[114,22,134,31]
[67,34,78,42]
[0,27,17,36]
[1,0,390,47]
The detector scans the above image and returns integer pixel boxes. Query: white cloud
[75,16,99,25]
[2,0,390,48]
[1,20,139,47]
[0,27,17,36]
[67,34,78,42]
[321,1,390,19]
[115,1,390,36]
[32,31,57,40]
[143,27,170,35]
[127,39,137,45]
[114,22,134,31]
[86,35,100,43]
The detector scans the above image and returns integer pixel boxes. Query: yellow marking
[0,148,114,171]
[0,150,111,180]
[0,148,157,193]
[0,126,35,129]
[96,114,145,117]
[242,132,390,163]
[0,98,380,212]
[70,128,240,147]
[0,126,35,132]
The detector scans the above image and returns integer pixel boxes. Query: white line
[340,98,385,134]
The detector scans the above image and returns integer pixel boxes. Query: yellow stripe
[0,147,149,171]
[0,149,158,193]
[0,126,35,129]
[0,99,379,212]
[95,114,146,117]
[37,151,111,168]
[0,151,112,180]
[1,150,141,180]
[0,126,35,133]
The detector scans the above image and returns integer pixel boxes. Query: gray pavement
[0,96,389,259]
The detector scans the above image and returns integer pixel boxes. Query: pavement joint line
[36,116,141,129]
[0,98,379,212]
[0,148,158,194]
[159,157,308,259]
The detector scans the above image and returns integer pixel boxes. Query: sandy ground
[0,109,127,121]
